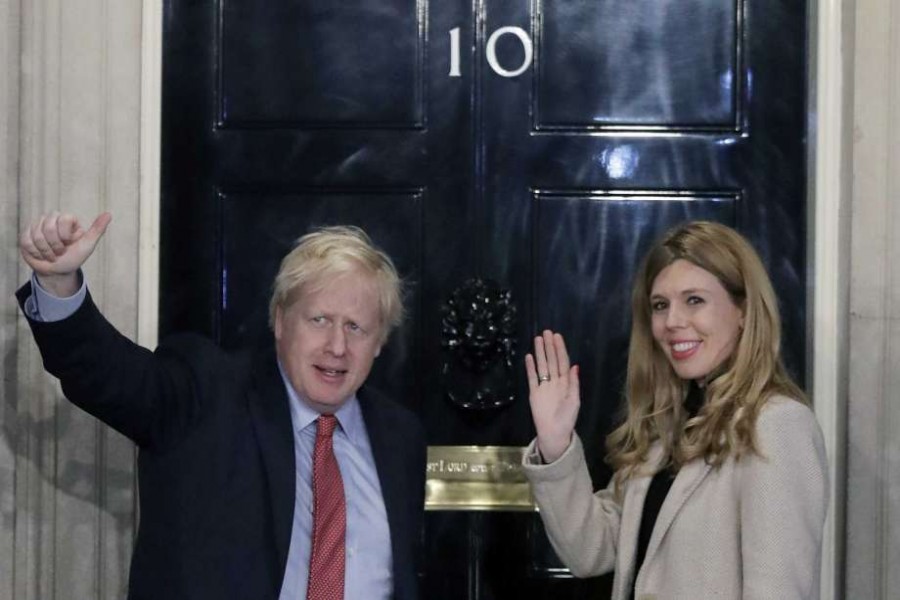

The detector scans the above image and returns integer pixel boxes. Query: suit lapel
[358,389,407,581]
[246,349,296,570]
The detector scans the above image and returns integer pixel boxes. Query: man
[17,211,426,600]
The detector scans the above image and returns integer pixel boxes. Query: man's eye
[346,322,365,335]
[310,316,328,326]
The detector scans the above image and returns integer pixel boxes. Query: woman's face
[649,259,744,381]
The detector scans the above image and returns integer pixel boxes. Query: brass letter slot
[425,446,535,511]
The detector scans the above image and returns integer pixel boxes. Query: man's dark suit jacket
[17,283,426,600]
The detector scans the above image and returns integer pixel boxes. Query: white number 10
[449,26,534,79]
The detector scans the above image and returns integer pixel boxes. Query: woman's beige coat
[522,397,828,600]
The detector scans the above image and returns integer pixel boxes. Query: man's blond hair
[269,225,404,343]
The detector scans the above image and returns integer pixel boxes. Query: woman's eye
[687,295,705,306]
[651,300,668,312]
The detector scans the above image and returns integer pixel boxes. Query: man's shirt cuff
[25,271,86,322]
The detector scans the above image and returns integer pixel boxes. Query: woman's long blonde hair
[606,221,806,489]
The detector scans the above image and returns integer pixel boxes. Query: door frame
[137,1,849,596]
[809,1,850,598]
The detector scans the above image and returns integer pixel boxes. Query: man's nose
[325,326,347,356]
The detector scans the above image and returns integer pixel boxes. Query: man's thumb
[84,212,112,243]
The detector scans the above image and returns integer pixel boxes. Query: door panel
[162,0,807,597]
[221,0,423,126]
[536,0,738,128]
[530,193,739,473]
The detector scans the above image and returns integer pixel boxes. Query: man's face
[274,270,384,413]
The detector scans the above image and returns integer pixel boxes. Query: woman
[522,221,828,600]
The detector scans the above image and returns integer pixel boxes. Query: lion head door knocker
[440,278,518,410]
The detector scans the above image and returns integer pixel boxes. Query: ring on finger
[538,374,551,383]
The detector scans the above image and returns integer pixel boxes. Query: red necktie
[307,415,346,600]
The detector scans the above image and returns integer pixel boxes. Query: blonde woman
[522,221,828,600]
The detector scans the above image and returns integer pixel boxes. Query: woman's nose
[665,303,687,328]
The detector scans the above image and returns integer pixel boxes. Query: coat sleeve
[17,282,211,449]
[739,398,829,600]
[522,434,621,577]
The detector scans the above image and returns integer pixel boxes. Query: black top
[630,381,705,600]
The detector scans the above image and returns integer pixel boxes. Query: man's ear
[274,306,283,340]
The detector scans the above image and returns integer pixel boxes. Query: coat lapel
[640,454,713,573]
[246,349,296,572]
[615,443,665,600]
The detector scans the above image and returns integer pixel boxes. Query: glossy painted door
[161,0,807,598]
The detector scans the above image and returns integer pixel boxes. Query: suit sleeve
[522,434,621,577]
[16,282,208,448]
[740,398,829,600]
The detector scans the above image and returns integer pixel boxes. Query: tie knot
[317,415,338,438]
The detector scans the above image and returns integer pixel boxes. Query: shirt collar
[277,361,365,444]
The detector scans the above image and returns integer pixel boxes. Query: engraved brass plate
[425,446,535,511]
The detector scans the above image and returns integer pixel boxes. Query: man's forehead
[298,270,376,298]
[286,272,379,318]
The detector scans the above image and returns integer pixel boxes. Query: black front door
[162,0,807,598]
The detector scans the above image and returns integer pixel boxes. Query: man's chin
[305,394,350,414]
